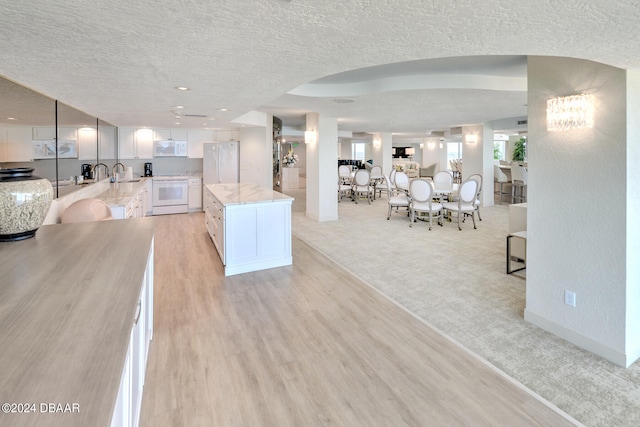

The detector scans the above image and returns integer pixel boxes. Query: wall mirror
[0,75,115,197]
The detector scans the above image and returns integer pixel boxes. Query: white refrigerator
[203,141,240,185]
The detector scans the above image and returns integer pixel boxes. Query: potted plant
[512,137,526,162]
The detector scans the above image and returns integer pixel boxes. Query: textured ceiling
[1,0,639,139]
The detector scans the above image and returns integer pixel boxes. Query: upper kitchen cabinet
[32,126,77,141]
[119,128,154,159]
[58,102,97,161]
[153,128,187,141]
[214,129,240,142]
[1,127,34,162]
[187,129,214,158]
[98,120,116,160]
[78,126,98,160]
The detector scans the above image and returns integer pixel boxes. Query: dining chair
[338,176,352,202]
[408,179,443,230]
[511,165,528,203]
[384,175,410,220]
[432,170,453,202]
[389,168,397,187]
[351,168,373,204]
[369,165,384,199]
[494,164,511,204]
[443,178,479,231]
[338,165,352,185]
[394,171,410,194]
[467,173,483,221]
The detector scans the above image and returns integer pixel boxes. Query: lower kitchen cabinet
[111,242,154,427]
[188,176,202,211]
[204,183,293,276]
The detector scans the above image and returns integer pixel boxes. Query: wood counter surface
[0,218,155,427]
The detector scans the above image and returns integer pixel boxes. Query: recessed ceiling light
[175,86,190,91]
[173,105,185,109]
[7,117,17,120]
[217,108,229,112]
[175,122,181,125]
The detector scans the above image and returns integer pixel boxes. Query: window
[352,142,366,161]
[494,141,506,160]
[446,142,461,167]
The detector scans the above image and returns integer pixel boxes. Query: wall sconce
[373,138,381,147]
[427,141,435,150]
[304,130,317,144]
[465,134,478,144]
[439,142,443,149]
[546,93,594,131]
[420,143,424,149]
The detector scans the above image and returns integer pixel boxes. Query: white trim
[524,309,631,367]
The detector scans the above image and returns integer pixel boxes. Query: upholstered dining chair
[511,165,528,203]
[369,165,385,199]
[443,178,479,231]
[394,171,410,194]
[467,173,483,221]
[384,175,410,220]
[389,168,397,187]
[338,176,352,202]
[338,165,352,185]
[494,164,511,204]
[351,168,373,204]
[408,179,443,230]
[432,170,453,202]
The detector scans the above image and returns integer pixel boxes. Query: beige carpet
[283,187,640,427]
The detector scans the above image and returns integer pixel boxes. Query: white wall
[626,70,640,363]
[420,137,441,172]
[525,56,635,366]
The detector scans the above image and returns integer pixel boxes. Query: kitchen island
[204,182,294,276]
[0,217,154,427]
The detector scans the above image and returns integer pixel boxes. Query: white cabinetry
[111,243,154,427]
[187,129,213,158]
[109,182,149,220]
[78,127,98,160]
[99,126,116,159]
[153,128,187,141]
[188,177,202,211]
[32,126,77,141]
[214,129,240,142]
[119,128,153,159]
[1,127,33,162]
[204,183,293,276]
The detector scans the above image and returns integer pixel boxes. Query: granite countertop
[205,182,294,206]
[0,218,154,427]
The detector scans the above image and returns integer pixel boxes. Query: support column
[306,113,338,221]
[371,132,393,174]
[461,124,494,207]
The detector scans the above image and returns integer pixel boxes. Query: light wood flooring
[139,212,577,427]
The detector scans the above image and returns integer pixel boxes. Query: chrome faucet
[112,162,126,180]
[91,163,110,181]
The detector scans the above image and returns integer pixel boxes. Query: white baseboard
[524,309,635,368]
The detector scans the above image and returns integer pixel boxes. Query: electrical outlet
[564,290,576,308]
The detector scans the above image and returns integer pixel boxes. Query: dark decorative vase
[0,168,53,242]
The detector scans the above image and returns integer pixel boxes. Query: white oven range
[152,175,189,215]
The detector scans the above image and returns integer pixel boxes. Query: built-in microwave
[153,140,187,157]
